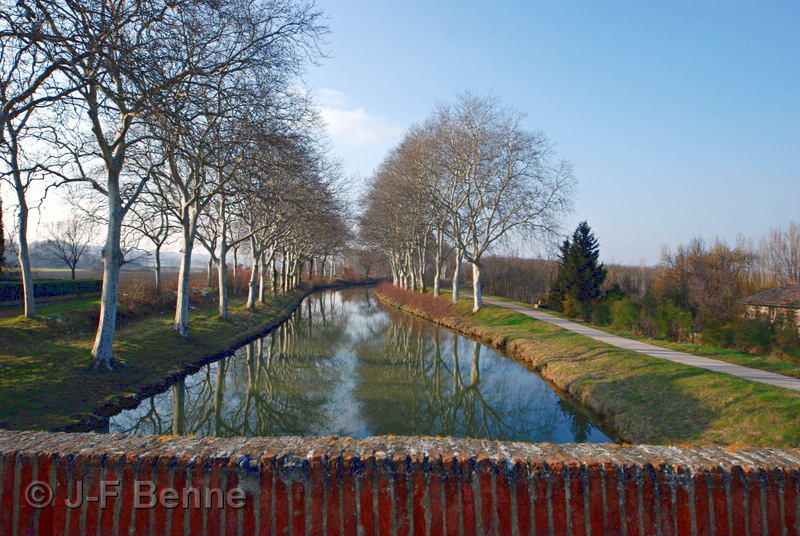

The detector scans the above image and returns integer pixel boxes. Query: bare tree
[760,222,800,284]
[41,216,96,279]
[0,3,83,315]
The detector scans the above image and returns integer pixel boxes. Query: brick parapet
[1,430,799,534]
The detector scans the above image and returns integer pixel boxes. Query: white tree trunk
[471,260,483,312]
[92,180,124,367]
[452,251,461,304]
[14,196,35,318]
[217,237,229,319]
[246,237,259,309]
[433,229,443,297]
[174,207,198,337]
[154,244,162,295]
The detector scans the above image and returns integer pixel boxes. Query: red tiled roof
[742,284,800,307]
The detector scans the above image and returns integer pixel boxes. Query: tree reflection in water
[110,289,612,443]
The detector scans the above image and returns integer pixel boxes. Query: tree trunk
[433,229,443,297]
[232,247,238,289]
[246,237,259,309]
[13,173,35,318]
[92,177,124,367]
[471,260,483,312]
[174,207,198,337]
[258,259,266,303]
[452,251,462,304]
[217,200,229,319]
[70,266,76,280]
[206,256,213,287]
[270,255,278,296]
[218,240,228,319]
[154,245,162,295]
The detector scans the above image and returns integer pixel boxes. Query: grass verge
[377,284,800,447]
[452,289,800,380]
[0,280,371,432]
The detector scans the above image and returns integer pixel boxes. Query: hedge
[0,279,102,302]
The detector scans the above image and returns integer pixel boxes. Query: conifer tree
[548,221,606,317]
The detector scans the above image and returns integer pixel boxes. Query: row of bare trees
[360,93,575,311]
[1,0,349,368]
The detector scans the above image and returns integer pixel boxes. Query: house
[742,284,800,330]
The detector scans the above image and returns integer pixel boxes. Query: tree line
[0,0,349,369]
[359,93,575,312]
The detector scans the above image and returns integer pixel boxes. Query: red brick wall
[1,430,799,535]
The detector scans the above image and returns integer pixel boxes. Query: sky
[305,0,800,264]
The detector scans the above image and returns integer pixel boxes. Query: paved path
[480,296,800,392]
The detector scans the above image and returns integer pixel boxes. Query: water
[110,288,613,443]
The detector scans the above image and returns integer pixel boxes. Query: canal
[110,287,612,443]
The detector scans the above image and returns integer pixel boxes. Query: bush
[610,298,641,332]
[590,301,612,325]
[0,279,102,302]
[652,301,693,342]
[702,322,735,348]
[731,317,773,354]
[376,282,454,318]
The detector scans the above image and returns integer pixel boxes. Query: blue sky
[305,0,799,264]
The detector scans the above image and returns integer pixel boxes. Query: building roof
[742,284,800,308]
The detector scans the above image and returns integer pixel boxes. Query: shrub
[610,298,641,332]
[376,282,454,319]
[702,322,735,348]
[652,301,693,342]
[731,317,773,354]
[590,301,612,325]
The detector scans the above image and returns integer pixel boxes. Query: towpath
[479,296,800,392]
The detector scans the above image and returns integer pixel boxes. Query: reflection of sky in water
[110,289,613,443]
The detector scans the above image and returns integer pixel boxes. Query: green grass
[0,291,312,431]
[36,297,102,316]
[471,290,800,380]
[381,288,800,447]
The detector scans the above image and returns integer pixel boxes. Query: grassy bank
[376,284,800,447]
[0,281,369,432]
[453,289,800,380]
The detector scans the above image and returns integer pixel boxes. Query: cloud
[318,106,403,147]
[312,89,404,177]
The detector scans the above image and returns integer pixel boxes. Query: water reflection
[110,289,612,443]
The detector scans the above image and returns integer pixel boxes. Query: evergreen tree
[549,221,607,317]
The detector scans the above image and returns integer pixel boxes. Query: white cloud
[313,89,404,178]
[318,106,403,147]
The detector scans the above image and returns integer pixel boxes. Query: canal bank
[0,279,379,433]
[110,287,613,444]
[375,284,800,447]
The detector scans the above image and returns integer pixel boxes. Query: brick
[604,464,623,535]
[567,464,586,536]
[358,467,376,536]
[376,471,393,536]
[0,431,800,535]
[460,461,477,536]
[411,468,426,536]
[291,481,305,536]
[478,459,496,536]
[656,465,676,536]
[550,463,568,535]
[746,469,764,536]
[710,468,730,536]
[729,466,748,536]
[623,465,641,536]
[513,462,531,536]
[693,471,712,536]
